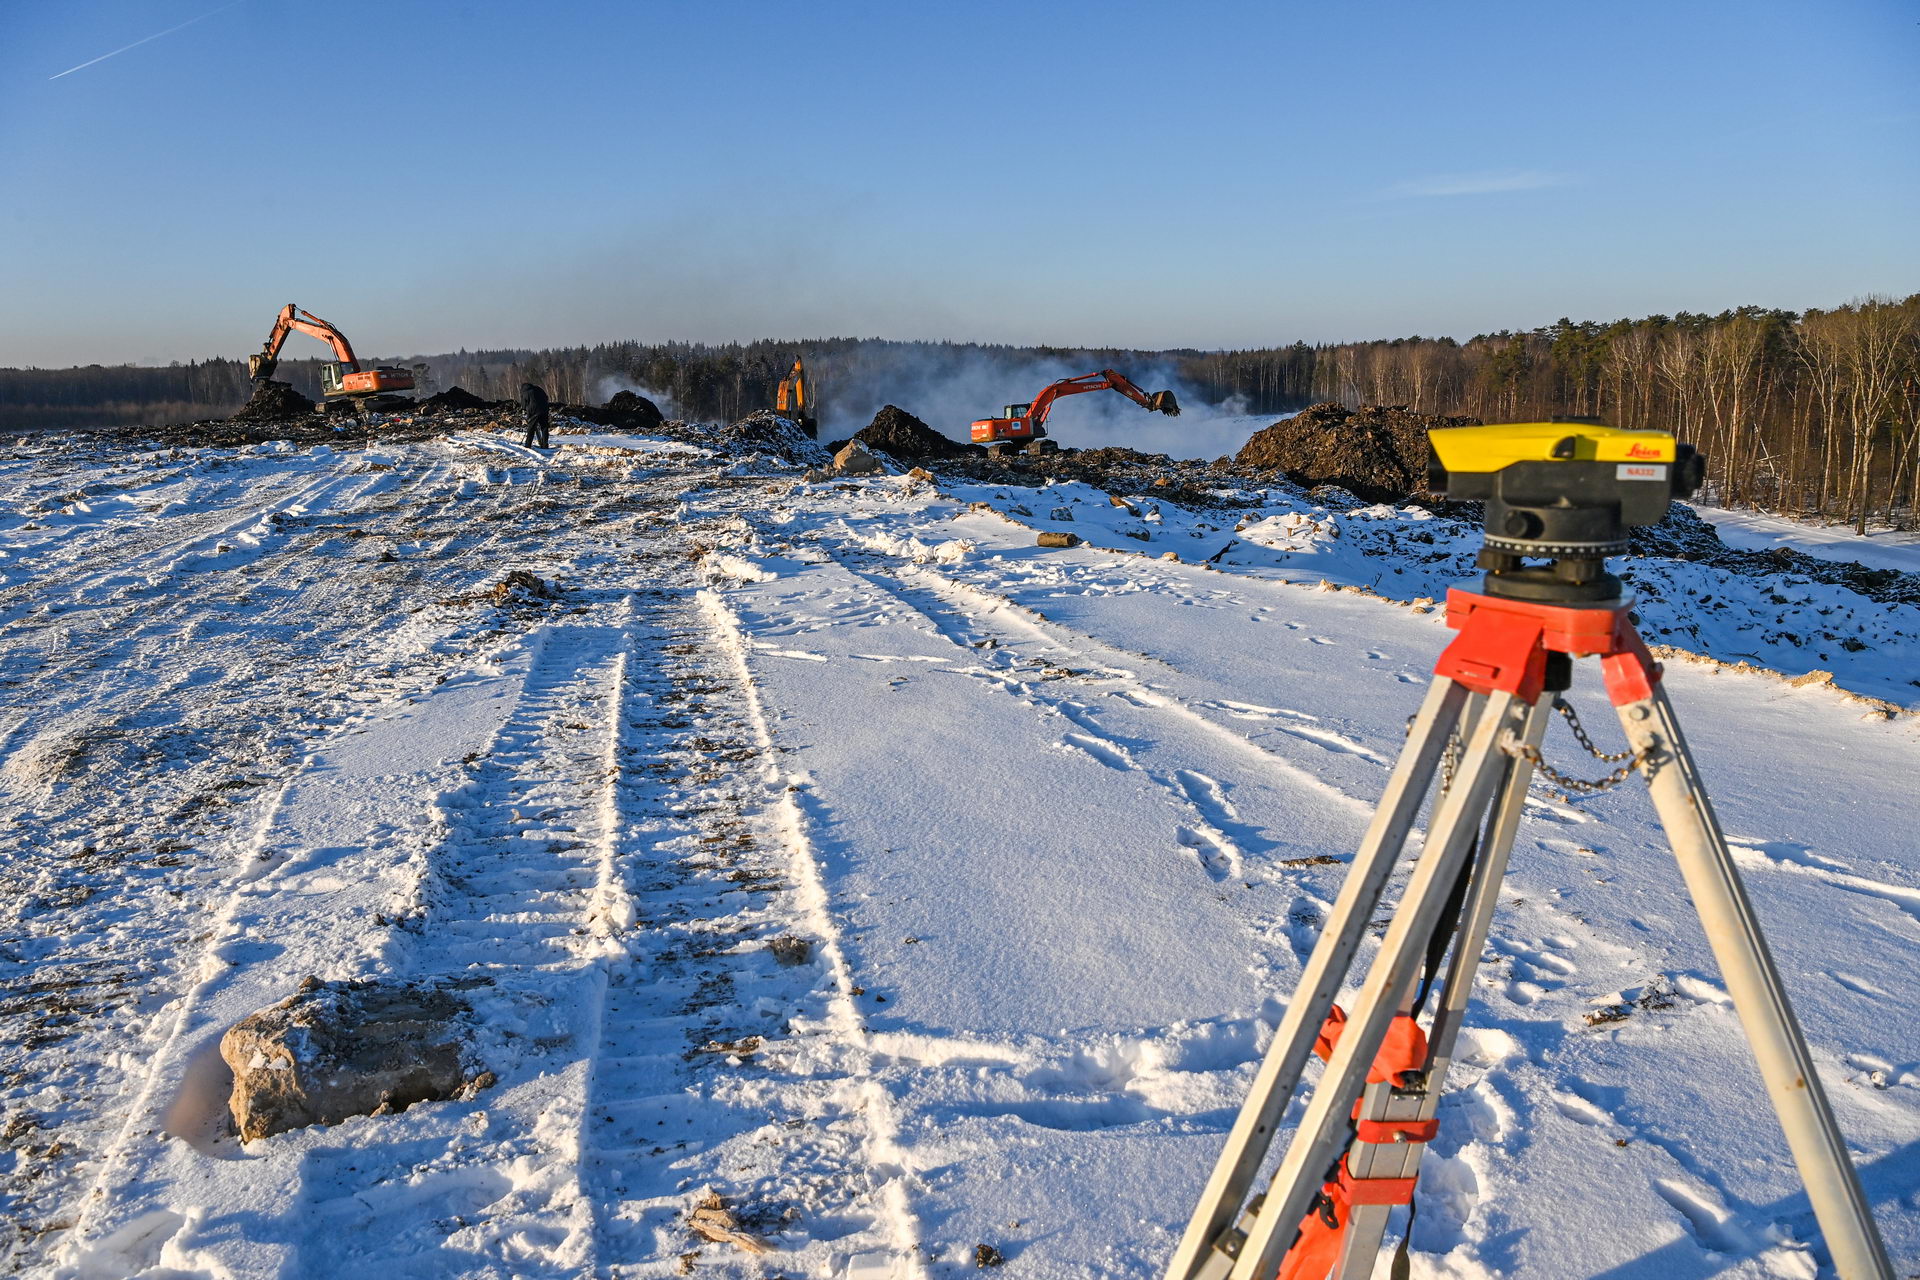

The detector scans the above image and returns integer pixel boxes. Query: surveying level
[1427,419,1707,602]
[1167,424,1892,1280]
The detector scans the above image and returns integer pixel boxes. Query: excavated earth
[840,405,977,461]
[1234,402,1481,503]
[229,380,317,422]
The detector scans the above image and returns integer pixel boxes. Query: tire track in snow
[688,587,931,1279]
[800,534,1360,911]
[4,461,684,1272]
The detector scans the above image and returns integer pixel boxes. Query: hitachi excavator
[970,369,1180,455]
[248,304,415,411]
[775,357,817,438]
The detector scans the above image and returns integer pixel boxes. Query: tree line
[5,295,1915,529]
[1247,296,1920,533]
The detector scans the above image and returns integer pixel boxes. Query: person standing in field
[520,381,551,449]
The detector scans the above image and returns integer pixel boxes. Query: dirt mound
[1235,403,1479,503]
[600,390,665,431]
[714,410,832,466]
[554,392,666,432]
[230,380,316,422]
[416,386,492,415]
[852,405,974,460]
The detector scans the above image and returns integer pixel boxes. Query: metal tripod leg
[1227,690,1530,1280]
[1330,696,1554,1277]
[1165,677,1471,1280]
[1617,686,1893,1279]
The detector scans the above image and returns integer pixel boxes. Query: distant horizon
[15,284,1916,371]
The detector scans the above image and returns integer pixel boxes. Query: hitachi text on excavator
[971,368,1180,455]
[248,304,416,413]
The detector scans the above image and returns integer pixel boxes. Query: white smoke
[814,348,1279,461]
[593,374,681,420]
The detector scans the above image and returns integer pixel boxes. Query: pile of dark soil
[602,390,665,430]
[416,386,493,415]
[849,405,975,460]
[552,392,666,433]
[1235,403,1479,503]
[231,380,317,422]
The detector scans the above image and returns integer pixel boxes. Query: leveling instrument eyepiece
[1426,419,1706,603]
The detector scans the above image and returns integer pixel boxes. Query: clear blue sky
[2,0,1915,366]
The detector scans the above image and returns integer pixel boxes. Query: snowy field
[1688,505,1920,576]
[1,428,1916,1279]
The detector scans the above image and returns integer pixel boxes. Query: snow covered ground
[1689,504,1920,576]
[2,428,1916,1279]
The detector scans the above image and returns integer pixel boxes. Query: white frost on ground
[1689,504,1920,576]
[1,428,1915,1279]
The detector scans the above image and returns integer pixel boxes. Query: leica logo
[1625,442,1663,459]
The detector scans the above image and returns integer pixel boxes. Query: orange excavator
[775,357,817,438]
[970,368,1180,455]
[248,304,415,409]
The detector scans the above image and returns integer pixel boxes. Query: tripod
[1165,581,1893,1280]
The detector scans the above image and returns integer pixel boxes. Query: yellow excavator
[775,357,818,438]
[248,304,415,412]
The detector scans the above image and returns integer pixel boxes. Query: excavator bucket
[1149,390,1182,416]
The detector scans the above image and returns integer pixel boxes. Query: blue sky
[2,0,1915,365]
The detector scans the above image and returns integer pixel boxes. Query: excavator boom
[970,368,1180,447]
[247,303,414,399]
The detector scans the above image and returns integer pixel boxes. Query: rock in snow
[220,978,493,1141]
[833,441,883,475]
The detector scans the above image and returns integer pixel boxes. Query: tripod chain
[1503,697,1652,795]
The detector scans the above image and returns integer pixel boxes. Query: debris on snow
[768,935,814,966]
[220,977,493,1141]
[686,1192,775,1255]
[489,569,556,604]
[1036,530,1082,548]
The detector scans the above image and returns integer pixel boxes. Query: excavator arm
[249,304,361,382]
[1026,368,1182,431]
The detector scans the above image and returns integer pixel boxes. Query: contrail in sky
[48,0,248,80]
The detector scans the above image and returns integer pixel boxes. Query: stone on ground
[219,977,492,1141]
[833,441,883,475]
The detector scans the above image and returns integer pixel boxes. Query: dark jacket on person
[519,382,551,447]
